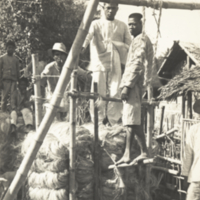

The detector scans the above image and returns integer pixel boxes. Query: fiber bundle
[21,121,158,200]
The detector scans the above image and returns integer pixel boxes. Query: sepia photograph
[0,0,200,200]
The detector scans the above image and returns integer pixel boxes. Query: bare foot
[116,154,131,165]
[129,153,148,166]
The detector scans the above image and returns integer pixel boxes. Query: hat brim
[52,49,68,55]
[193,99,200,114]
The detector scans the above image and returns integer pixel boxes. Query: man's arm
[81,22,95,53]
[181,125,194,177]
[120,38,145,90]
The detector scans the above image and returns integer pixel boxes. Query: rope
[154,0,163,58]
[150,0,163,85]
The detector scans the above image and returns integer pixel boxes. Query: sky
[114,3,200,52]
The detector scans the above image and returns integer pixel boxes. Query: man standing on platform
[81,1,132,126]
[117,13,153,165]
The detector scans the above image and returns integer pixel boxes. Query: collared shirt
[181,123,200,182]
[41,61,61,94]
[83,18,131,66]
[120,33,153,89]
[0,53,20,81]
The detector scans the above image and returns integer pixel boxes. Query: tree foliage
[0,0,86,65]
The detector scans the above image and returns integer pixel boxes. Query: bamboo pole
[69,70,77,200]
[100,0,200,10]
[147,85,153,151]
[3,1,99,200]
[156,155,181,165]
[93,82,99,200]
[67,91,159,106]
[151,166,179,175]
[32,54,43,130]
[145,84,154,200]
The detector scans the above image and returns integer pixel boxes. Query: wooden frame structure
[3,1,200,200]
[100,0,200,10]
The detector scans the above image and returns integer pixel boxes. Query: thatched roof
[158,41,200,78]
[158,41,200,101]
[179,42,200,65]
[158,66,200,101]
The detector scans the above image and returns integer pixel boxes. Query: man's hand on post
[32,75,41,84]
[121,87,130,101]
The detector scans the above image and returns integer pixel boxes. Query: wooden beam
[100,0,200,10]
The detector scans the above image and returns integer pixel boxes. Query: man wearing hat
[39,43,69,120]
[181,100,200,200]
[0,40,20,112]
[81,2,132,126]
[117,13,153,166]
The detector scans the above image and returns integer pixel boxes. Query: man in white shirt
[81,2,131,126]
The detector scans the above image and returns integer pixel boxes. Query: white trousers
[90,49,123,125]
[11,108,33,126]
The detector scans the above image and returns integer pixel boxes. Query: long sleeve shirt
[41,61,60,94]
[120,33,153,89]
[181,123,200,182]
[0,53,20,81]
[83,18,132,66]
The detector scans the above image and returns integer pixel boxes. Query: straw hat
[52,43,68,54]
[193,99,200,114]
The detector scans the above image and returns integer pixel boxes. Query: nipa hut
[155,40,200,145]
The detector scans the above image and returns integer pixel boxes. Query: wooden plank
[100,0,200,10]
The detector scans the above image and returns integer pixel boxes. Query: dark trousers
[1,80,16,112]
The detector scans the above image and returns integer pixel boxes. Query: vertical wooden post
[187,91,192,119]
[93,82,99,200]
[32,54,42,130]
[146,84,154,200]
[182,95,185,118]
[159,106,165,135]
[147,85,153,151]
[69,70,77,200]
